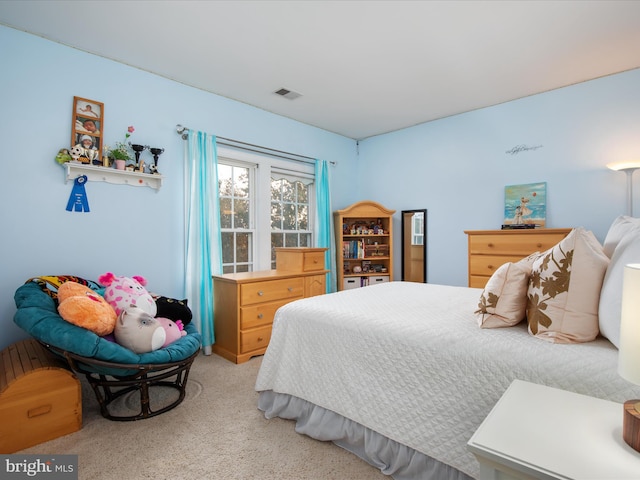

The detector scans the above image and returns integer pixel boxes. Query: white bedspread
[255,282,640,478]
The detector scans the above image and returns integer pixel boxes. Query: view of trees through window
[218,161,313,273]
[219,164,253,273]
[270,177,312,268]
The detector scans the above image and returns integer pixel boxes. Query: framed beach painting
[504,182,547,227]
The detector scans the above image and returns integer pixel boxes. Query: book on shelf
[342,240,365,259]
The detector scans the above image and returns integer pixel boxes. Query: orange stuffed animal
[57,282,117,336]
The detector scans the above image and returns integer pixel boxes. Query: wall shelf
[64,163,164,190]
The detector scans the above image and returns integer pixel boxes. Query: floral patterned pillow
[526,228,609,343]
[475,253,538,328]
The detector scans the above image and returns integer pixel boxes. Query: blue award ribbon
[66,175,90,212]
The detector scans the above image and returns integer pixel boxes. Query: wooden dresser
[212,248,328,364]
[464,229,572,288]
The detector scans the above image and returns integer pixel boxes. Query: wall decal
[505,144,543,155]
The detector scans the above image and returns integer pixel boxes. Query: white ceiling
[2,0,640,140]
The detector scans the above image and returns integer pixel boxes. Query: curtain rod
[176,124,335,165]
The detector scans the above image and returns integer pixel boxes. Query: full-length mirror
[401,210,427,283]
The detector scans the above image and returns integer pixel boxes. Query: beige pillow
[599,224,640,348]
[526,228,609,343]
[475,254,538,328]
[602,215,640,258]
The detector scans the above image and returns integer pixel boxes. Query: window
[270,176,312,268]
[217,148,315,273]
[412,211,424,245]
[218,162,254,274]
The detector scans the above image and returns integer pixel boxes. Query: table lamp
[618,263,640,452]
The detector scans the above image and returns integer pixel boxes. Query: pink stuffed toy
[155,317,187,348]
[114,305,165,354]
[98,272,157,317]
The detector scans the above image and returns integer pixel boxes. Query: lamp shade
[607,161,640,172]
[619,264,640,385]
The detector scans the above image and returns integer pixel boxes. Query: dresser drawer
[240,299,290,330]
[240,325,272,353]
[240,277,304,306]
[301,251,326,271]
[469,234,563,256]
[469,254,530,277]
[469,275,490,289]
[275,248,326,272]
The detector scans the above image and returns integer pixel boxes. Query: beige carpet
[18,353,386,480]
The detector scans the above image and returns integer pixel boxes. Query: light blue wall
[0,26,358,350]
[3,25,639,350]
[358,68,640,286]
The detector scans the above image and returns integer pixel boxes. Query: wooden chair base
[46,343,198,421]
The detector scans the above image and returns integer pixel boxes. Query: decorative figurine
[149,147,164,168]
[130,144,147,166]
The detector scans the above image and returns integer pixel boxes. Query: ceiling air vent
[274,88,302,100]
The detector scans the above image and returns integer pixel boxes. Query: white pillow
[599,224,640,348]
[603,216,640,258]
[526,228,609,343]
[475,254,538,328]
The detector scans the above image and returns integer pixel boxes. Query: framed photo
[504,182,547,227]
[71,96,104,164]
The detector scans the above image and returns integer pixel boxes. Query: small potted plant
[108,126,135,170]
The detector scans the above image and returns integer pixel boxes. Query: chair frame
[44,343,199,421]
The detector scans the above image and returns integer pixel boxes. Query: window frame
[218,158,256,273]
[270,170,314,268]
[217,146,315,272]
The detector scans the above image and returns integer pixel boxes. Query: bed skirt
[258,391,473,480]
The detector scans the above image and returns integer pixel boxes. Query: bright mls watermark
[1,455,78,479]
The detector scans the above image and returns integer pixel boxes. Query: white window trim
[217,146,315,271]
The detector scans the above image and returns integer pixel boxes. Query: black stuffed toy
[153,296,193,325]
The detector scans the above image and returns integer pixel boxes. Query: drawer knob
[488,265,494,270]
[258,313,263,319]
[257,336,263,342]
[313,259,318,263]
[258,291,264,296]
[487,243,494,248]
[536,243,542,248]
[288,287,293,292]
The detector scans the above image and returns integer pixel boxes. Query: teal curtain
[184,129,222,355]
[314,159,336,293]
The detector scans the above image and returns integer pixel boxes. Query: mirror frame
[401,209,427,283]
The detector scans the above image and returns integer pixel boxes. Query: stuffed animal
[155,317,187,348]
[55,148,72,165]
[98,272,157,317]
[153,295,193,325]
[69,144,84,162]
[57,282,117,336]
[114,305,165,354]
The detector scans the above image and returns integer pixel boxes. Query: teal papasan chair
[14,277,201,421]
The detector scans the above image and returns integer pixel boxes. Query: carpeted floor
[18,353,387,480]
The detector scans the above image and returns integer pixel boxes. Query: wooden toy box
[0,338,82,453]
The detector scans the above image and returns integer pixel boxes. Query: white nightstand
[467,379,640,480]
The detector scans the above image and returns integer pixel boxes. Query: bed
[255,218,640,480]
